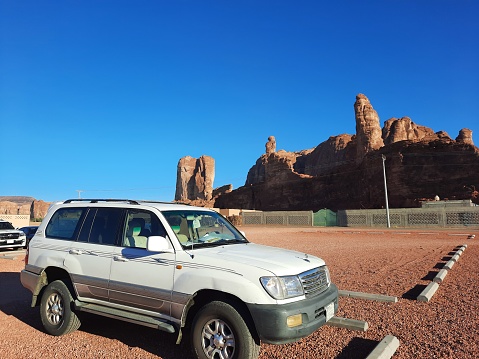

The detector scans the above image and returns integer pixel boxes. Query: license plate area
[325,301,334,322]
[7,240,14,244]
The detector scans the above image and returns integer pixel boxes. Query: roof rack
[137,200,187,205]
[63,199,140,204]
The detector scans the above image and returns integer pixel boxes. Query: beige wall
[0,214,30,228]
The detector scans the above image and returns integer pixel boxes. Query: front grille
[299,266,330,298]
[0,233,20,240]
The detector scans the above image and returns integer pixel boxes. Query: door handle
[69,249,83,255]
[113,255,129,262]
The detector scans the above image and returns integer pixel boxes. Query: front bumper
[0,239,26,248]
[246,283,338,344]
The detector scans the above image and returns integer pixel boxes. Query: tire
[40,280,81,336]
[191,301,260,359]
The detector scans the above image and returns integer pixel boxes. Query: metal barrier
[338,207,479,228]
[242,211,313,226]
[240,207,479,228]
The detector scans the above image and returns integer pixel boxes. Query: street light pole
[382,155,391,228]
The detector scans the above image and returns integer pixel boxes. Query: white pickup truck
[21,199,338,359]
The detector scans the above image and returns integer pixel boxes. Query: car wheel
[191,301,260,359]
[40,280,81,336]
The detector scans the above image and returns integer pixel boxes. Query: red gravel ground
[0,226,477,358]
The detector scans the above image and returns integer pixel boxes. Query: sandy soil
[0,226,477,358]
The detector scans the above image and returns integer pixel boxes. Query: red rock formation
[0,197,52,220]
[215,140,479,211]
[246,148,314,186]
[175,155,215,201]
[354,94,384,161]
[456,128,474,146]
[265,136,276,156]
[0,201,30,215]
[31,200,51,219]
[382,117,438,145]
[302,134,355,176]
[214,94,479,210]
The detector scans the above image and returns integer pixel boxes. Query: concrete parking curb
[417,281,439,302]
[338,290,398,303]
[0,255,18,260]
[326,316,369,331]
[443,259,455,270]
[0,251,25,260]
[418,244,467,301]
[366,335,400,359]
[433,269,448,284]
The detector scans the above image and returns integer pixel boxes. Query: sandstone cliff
[354,94,384,161]
[0,197,52,220]
[175,155,215,202]
[214,94,478,211]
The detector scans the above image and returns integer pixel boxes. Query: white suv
[21,199,338,359]
[0,220,27,249]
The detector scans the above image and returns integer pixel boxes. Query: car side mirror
[147,236,174,253]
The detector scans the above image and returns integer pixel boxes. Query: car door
[63,207,123,302]
[109,209,176,318]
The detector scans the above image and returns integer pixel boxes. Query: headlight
[260,275,304,299]
[19,231,26,238]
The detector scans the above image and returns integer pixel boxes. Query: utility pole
[76,190,84,199]
[382,155,391,228]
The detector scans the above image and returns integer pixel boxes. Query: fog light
[286,314,303,328]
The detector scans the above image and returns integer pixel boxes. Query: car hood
[194,243,325,276]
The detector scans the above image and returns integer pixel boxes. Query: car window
[162,210,246,248]
[122,209,166,249]
[78,208,124,245]
[45,208,85,240]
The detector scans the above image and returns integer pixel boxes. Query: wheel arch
[183,289,259,339]
[32,267,76,307]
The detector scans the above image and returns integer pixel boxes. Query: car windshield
[161,210,247,249]
[0,222,15,230]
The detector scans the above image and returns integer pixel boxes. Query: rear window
[46,208,85,240]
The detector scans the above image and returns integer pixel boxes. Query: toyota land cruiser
[21,199,338,359]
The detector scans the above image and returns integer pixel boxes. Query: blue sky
[1,1,478,202]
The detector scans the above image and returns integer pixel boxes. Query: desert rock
[456,128,474,145]
[382,117,437,144]
[175,155,215,201]
[215,94,479,211]
[354,94,384,161]
[265,136,276,155]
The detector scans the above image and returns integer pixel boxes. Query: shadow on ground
[334,337,378,359]
[421,271,439,281]
[402,284,427,300]
[0,271,191,359]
